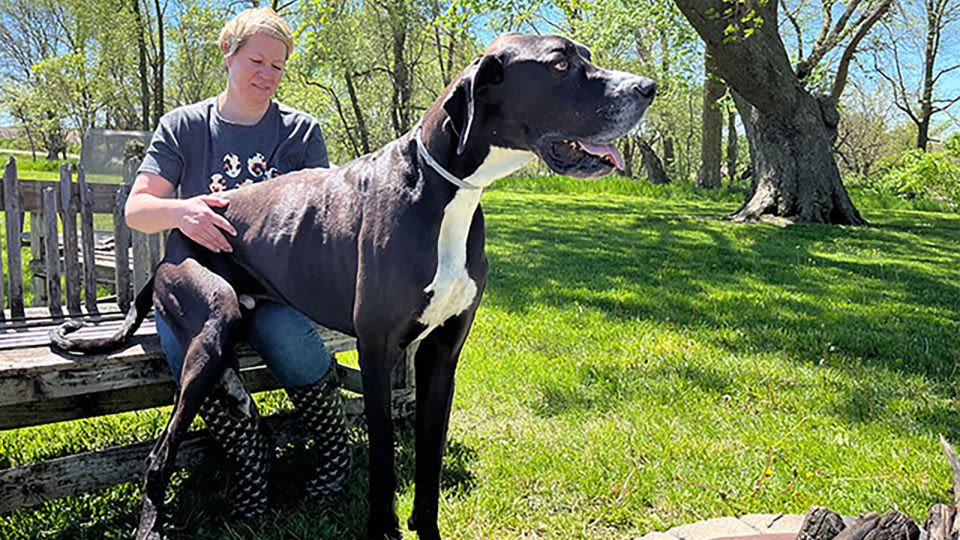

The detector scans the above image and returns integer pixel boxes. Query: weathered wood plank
[42,188,62,318]
[0,314,357,408]
[3,157,25,319]
[131,230,149,295]
[60,165,81,314]
[29,211,46,307]
[0,178,120,214]
[114,185,132,311]
[0,397,407,514]
[148,232,161,271]
[0,359,370,431]
[77,165,99,313]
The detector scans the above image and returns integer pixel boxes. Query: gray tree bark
[675,0,866,225]
[697,47,725,189]
[726,108,738,188]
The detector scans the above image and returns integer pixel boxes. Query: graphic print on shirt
[247,153,267,178]
[223,153,242,178]
[209,173,226,192]
[209,152,282,194]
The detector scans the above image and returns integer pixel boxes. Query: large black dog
[53,34,654,539]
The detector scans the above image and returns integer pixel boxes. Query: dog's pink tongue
[579,141,625,170]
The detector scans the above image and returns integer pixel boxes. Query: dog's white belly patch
[416,147,534,340]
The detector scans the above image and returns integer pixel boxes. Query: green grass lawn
[2,177,959,538]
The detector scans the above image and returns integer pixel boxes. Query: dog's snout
[633,78,657,100]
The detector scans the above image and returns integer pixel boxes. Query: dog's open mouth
[541,138,625,178]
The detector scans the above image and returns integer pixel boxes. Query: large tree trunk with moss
[675,0,866,225]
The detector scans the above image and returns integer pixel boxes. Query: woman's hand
[174,195,237,253]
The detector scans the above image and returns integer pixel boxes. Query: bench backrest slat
[29,211,45,307]
[3,158,24,320]
[60,165,82,314]
[0,177,119,214]
[114,184,132,311]
[77,166,99,314]
[42,187,63,317]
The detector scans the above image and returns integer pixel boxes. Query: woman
[126,7,350,520]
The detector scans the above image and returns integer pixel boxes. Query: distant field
[2,177,959,539]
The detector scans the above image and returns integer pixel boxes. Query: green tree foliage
[285,0,481,163]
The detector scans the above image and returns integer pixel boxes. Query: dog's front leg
[407,312,475,540]
[358,338,404,539]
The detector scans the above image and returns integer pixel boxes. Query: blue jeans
[155,302,333,388]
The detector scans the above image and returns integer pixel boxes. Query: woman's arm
[125,172,237,253]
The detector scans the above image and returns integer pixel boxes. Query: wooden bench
[0,158,415,514]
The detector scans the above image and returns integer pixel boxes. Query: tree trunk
[638,140,670,184]
[726,107,738,188]
[662,137,675,171]
[697,47,725,189]
[152,0,165,128]
[132,0,150,131]
[731,91,864,224]
[621,137,635,178]
[675,0,866,225]
[917,2,938,151]
[344,70,372,155]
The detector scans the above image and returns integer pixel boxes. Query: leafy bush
[2,154,76,172]
[873,149,960,209]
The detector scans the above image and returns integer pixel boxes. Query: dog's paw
[408,513,441,539]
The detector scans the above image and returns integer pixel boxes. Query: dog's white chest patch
[416,146,534,337]
[418,189,481,332]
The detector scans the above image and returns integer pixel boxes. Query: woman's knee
[247,303,333,387]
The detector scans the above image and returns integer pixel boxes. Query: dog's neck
[415,112,533,191]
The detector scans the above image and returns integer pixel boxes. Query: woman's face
[224,32,288,107]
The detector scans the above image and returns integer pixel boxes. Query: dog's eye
[553,60,569,72]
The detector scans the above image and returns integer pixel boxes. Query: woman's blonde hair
[218,7,294,59]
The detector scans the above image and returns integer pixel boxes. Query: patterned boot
[197,388,272,521]
[285,370,352,505]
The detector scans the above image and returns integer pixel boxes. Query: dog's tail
[49,276,155,353]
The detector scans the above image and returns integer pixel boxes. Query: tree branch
[830,0,893,102]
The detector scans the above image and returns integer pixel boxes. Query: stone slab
[739,513,806,534]
[639,533,679,540]
[667,517,760,540]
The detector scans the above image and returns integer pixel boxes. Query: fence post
[42,187,62,318]
[77,165,98,313]
[113,185,132,312]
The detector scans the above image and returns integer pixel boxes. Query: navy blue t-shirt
[138,98,329,198]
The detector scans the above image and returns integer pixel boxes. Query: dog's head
[440,34,656,179]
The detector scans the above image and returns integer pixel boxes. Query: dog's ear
[443,54,504,155]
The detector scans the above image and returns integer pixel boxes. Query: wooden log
[3,157,25,319]
[42,188,62,318]
[0,178,120,214]
[114,185,132,311]
[59,165,81,314]
[924,504,956,540]
[798,506,846,540]
[29,211,46,307]
[833,510,918,540]
[77,165,98,313]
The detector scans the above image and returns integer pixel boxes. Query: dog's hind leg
[137,266,244,540]
[406,311,476,540]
